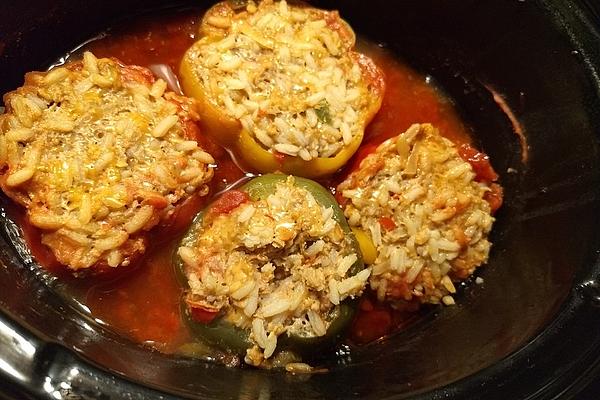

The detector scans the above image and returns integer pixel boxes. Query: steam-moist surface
[0,52,214,271]
[178,176,369,366]
[187,0,383,160]
[338,124,494,305]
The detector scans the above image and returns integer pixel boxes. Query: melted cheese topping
[0,52,214,270]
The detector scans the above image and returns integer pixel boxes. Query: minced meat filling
[338,123,494,306]
[178,176,369,366]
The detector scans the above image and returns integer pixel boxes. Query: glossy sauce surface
[16,7,492,355]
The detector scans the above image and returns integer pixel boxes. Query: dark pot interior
[1,1,600,399]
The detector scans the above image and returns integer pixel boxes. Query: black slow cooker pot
[1,1,600,399]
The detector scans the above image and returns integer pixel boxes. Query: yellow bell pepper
[179,11,385,178]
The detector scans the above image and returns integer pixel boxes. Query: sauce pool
[17,7,490,355]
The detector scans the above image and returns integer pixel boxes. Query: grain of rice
[338,269,370,295]
[337,253,357,276]
[307,310,326,336]
[404,186,425,202]
[390,247,405,272]
[405,260,424,283]
[83,51,99,73]
[371,261,389,276]
[207,15,232,29]
[6,167,35,187]
[178,247,199,268]
[193,150,216,164]
[328,279,339,305]
[273,143,300,156]
[252,318,268,348]
[369,222,382,247]
[78,194,92,224]
[299,149,312,161]
[264,332,277,358]
[244,287,259,316]
[29,213,64,230]
[180,167,204,182]
[152,115,179,138]
[94,230,128,251]
[255,129,274,147]
[441,275,457,293]
[124,205,154,234]
[43,68,69,85]
[442,295,455,306]
[288,283,305,311]
[237,204,256,223]
[91,152,114,174]
[58,229,92,245]
[106,250,123,267]
[149,79,167,99]
[260,297,291,318]
[232,280,256,300]
[219,56,242,71]
[437,238,461,252]
[91,73,113,88]
[446,163,471,179]
[285,363,313,373]
[5,128,34,143]
[305,240,325,256]
[376,278,387,302]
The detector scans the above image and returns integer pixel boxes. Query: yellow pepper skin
[237,127,365,178]
[179,43,241,148]
[351,228,378,265]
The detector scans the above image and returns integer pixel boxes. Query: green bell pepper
[174,174,365,358]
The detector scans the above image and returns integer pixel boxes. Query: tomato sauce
[12,7,501,354]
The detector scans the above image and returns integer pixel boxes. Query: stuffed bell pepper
[179,0,384,177]
[337,124,500,306]
[174,174,369,367]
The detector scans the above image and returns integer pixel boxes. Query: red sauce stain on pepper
[190,306,219,324]
[208,189,249,215]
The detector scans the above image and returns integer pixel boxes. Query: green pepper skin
[181,302,252,354]
[175,174,365,357]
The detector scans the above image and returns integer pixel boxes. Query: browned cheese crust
[0,52,215,271]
